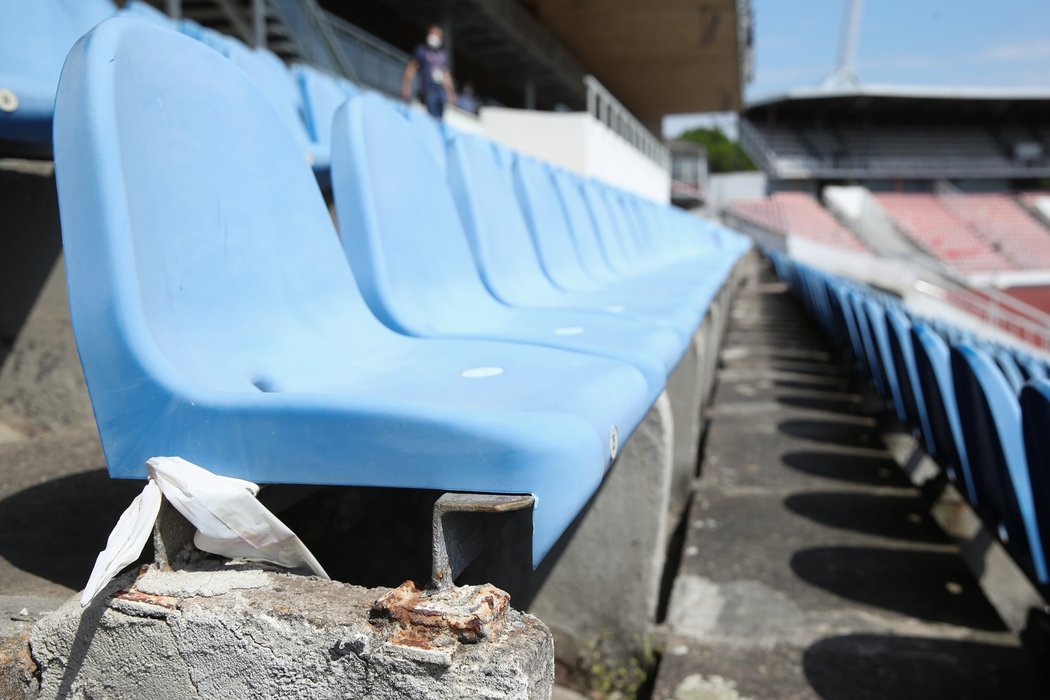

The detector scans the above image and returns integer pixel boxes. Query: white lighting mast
[822,0,864,89]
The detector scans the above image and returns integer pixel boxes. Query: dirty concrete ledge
[20,562,554,699]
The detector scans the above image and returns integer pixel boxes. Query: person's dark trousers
[424,89,446,118]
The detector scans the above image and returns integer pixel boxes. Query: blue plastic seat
[544,167,737,311]
[884,308,936,451]
[402,105,448,174]
[222,41,327,176]
[331,92,679,400]
[848,292,886,396]
[0,0,116,148]
[863,299,908,423]
[911,324,977,501]
[446,133,708,348]
[55,17,657,564]
[1021,379,1050,585]
[293,64,359,182]
[952,343,1047,582]
[992,349,1026,394]
[119,1,174,26]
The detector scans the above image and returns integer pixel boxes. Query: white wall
[704,172,767,215]
[823,186,917,256]
[478,107,670,203]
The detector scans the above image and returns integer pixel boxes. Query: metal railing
[268,0,409,96]
[913,278,1050,350]
[584,75,669,171]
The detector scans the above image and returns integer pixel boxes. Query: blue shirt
[413,44,448,98]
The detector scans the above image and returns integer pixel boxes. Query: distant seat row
[771,253,1050,593]
[54,18,750,564]
[1,0,355,179]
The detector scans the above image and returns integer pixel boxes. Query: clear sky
[663,0,1050,138]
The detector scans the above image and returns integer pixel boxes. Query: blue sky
[663,0,1050,137]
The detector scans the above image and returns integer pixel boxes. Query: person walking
[401,24,457,118]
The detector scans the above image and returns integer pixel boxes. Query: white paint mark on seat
[459,366,503,378]
[554,326,584,336]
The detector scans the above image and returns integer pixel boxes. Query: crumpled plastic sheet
[81,456,329,607]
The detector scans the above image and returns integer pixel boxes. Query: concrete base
[29,565,554,700]
[528,391,674,658]
[881,422,1049,637]
[666,331,705,521]
[0,256,93,440]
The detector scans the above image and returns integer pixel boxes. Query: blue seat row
[54,18,749,564]
[770,252,1050,592]
[1,0,356,184]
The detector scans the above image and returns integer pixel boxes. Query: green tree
[678,126,756,173]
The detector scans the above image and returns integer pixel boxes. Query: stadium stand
[874,193,1014,273]
[740,88,1050,184]
[726,192,867,252]
[52,17,749,566]
[942,193,1050,270]
[772,252,1050,594]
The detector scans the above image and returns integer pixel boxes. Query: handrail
[584,75,669,171]
[912,278,1050,349]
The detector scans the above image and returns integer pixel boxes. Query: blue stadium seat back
[885,308,936,452]
[446,134,702,348]
[331,92,676,397]
[0,0,116,145]
[829,285,866,368]
[225,43,312,148]
[294,64,356,147]
[513,155,609,292]
[181,22,247,56]
[580,181,640,276]
[911,325,977,501]
[119,1,174,26]
[1020,356,1049,382]
[403,106,448,174]
[55,17,662,565]
[1021,379,1050,582]
[993,349,1026,394]
[446,132,562,307]
[864,299,908,423]
[550,168,623,282]
[951,344,1047,582]
[848,293,885,395]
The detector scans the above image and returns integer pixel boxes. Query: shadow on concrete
[803,633,1042,699]
[778,418,878,449]
[773,378,849,393]
[780,451,910,487]
[784,492,948,545]
[790,546,1005,631]
[0,470,146,589]
[776,394,861,414]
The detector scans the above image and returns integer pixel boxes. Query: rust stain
[112,590,178,610]
[371,580,510,647]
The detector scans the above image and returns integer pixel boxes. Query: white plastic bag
[80,457,328,607]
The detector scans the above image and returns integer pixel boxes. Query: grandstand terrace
[740,86,1050,186]
[725,191,867,252]
[2,2,1050,698]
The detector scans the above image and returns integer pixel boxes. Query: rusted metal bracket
[431,492,535,590]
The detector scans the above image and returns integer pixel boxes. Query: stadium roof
[745,85,1050,122]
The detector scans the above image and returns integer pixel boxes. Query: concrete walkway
[653,264,1043,699]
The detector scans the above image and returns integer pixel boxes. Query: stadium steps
[651,263,1042,699]
[175,0,302,61]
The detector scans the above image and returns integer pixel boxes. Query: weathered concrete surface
[30,564,554,699]
[0,256,93,440]
[652,265,1044,699]
[529,392,674,658]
